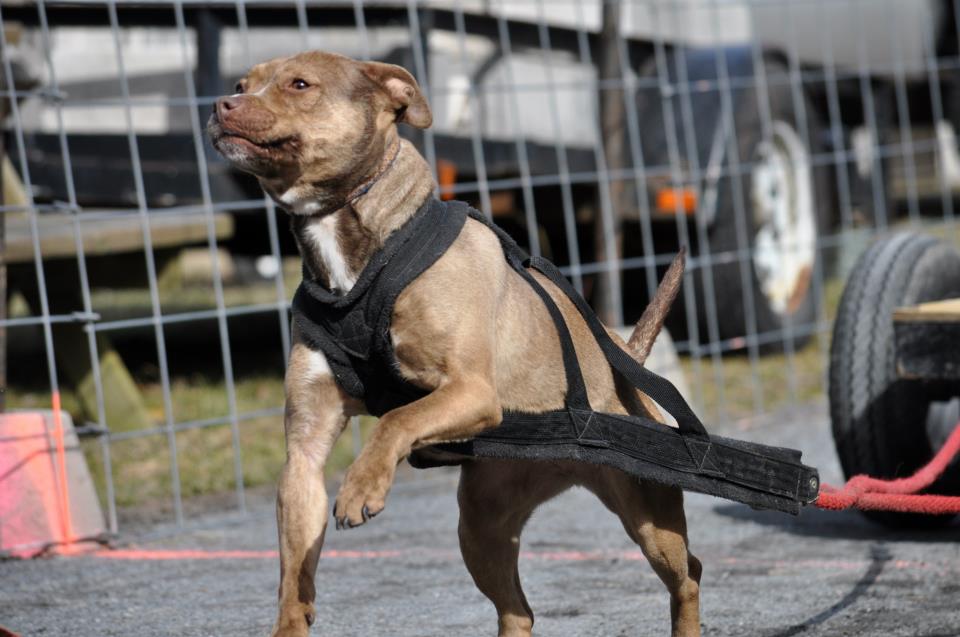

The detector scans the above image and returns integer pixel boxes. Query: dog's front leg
[272,341,356,637]
[333,376,501,528]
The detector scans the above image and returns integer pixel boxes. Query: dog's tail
[626,247,685,366]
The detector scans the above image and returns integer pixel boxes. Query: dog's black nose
[216,96,241,120]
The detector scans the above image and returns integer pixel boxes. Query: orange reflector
[437,159,457,201]
[656,188,697,215]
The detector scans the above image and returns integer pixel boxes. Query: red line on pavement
[93,549,403,560]
[519,550,647,562]
[83,548,947,575]
[90,548,648,562]
[92,548,638,561]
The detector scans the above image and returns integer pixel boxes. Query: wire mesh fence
[3,0,960,547]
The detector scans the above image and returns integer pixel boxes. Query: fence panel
[3,0,959,548]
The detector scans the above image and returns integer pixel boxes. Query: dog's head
[207,50,431,213]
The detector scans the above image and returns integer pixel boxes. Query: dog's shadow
[713,502,960,543]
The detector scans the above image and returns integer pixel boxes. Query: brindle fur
[208,50,701,637]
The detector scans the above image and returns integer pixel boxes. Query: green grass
[8,370,374,510]
[677,274,846,424]
[6,251,374,510]
[679,337,827,424]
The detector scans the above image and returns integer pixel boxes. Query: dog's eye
[291,79,310,90]
[234,82,244,94]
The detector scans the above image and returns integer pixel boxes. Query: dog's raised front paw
[333,461,392,529]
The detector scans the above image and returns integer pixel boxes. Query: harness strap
[461,207,708,441]
[524,255,710,440]
[513,267,590,410]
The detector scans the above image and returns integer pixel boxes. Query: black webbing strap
[524,255,709,440]
[460,206,707,442]
[513,267,590,410]
[458,209,586,412]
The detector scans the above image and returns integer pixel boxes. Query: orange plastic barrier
[0,410,105,557]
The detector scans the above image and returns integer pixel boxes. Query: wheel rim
[750,121,817,317]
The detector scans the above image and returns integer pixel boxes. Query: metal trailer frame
[829,230,960,528]
[894,298,960,383]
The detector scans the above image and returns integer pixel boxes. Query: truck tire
[703,58,832,350]
[829,232,960,527]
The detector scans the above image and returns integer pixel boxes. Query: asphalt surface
[3,401,960,637]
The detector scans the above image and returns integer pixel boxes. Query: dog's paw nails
[334,479,387,529]
[358,505,384,523]
[333,502,362,529]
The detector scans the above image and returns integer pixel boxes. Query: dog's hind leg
[271,341,356,637]
[457,460,573,637]
[584,469,702,637]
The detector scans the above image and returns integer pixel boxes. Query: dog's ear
[362,61,432,129]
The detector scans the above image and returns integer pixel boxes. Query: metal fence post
[196,8,222,163]
[196,9,222,100]
[0,128,5,413]
[595,0,625,327]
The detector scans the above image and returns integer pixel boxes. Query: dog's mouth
[208,116,298,158]
[212,129,295,152]
[219,130,295,151]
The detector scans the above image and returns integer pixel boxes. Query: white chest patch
[279,186,323,215]
[302,346,332,382]
[304,215,357,293]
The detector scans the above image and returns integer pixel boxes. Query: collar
[301,138,403,219]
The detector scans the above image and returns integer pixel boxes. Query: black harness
[293,198,819,514]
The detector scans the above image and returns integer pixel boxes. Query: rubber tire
[698,59,833,351]
[829,232,960,528]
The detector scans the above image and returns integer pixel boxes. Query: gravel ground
[3,400,960,637]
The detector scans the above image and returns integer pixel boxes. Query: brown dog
[208,50,700,637]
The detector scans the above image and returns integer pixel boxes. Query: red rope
[815,421,960,514]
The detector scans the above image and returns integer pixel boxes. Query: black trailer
[828,231,960,527]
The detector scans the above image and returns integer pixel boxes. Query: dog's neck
[288,138,435,294]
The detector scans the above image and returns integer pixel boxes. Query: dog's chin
[212,135,267,171]
[207,118,296,175]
